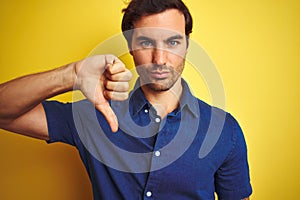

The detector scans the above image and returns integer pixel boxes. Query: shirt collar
[130,78,199,118]
[130,79,151,117]
[180,79,199,118]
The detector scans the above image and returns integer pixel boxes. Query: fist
[74,54,132,132]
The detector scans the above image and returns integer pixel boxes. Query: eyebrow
[165,35,184,41]
[135,34,184,42]
[135,36,154,42]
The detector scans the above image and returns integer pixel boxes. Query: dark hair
[121,0,193,48]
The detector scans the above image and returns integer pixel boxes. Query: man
[0,0,252,199]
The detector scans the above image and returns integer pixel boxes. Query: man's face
[131,9,188,91]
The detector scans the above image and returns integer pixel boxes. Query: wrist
[53,62,78,93]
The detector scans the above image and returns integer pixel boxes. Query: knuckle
[123,92,129,99]
[126,70,133,80]
[104,79,111,89]
[123,82,129,91]
[119,92,129,100]
[111,82,129,92]
[105,71,113,80]
[105,91,113,99]
[106,54,116,62]
[107,91,129,101]
[106,65,114,74]
[115,59,125,66]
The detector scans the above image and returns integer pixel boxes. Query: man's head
[122,0,193,49]
[122,0,193,92]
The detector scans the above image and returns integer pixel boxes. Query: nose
[152,48,167,66]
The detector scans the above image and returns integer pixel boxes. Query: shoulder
[195,98,246,159]
[196,98,240,132]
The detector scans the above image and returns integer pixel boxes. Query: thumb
[95,102,118,133]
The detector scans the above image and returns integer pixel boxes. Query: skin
[131,10,250,200]
[131,9,188,118]
[0,8,250,200]
[0,55,132,137]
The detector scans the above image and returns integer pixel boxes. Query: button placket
[146,191,152,197]
[154,150,161,157]
[155,117,161,123]
[143,108,165,200]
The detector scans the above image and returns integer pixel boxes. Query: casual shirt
[42,79,252,200]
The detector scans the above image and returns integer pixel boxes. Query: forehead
[133,9,186,38]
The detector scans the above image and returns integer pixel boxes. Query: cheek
[170,53,183,62]
[133,50,152,66]
[168,47,187,61]
[170,53,185,67]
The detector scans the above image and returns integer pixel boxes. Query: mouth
[150,71,170,79]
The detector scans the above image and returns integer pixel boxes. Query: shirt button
[155,117,161,123]
[144,109,149,113]
[146,191,152,197]
[154,151,161,157]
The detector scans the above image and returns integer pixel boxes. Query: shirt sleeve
[214,114,252,200]
[42,100,77,146]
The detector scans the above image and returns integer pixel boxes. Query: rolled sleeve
[42,100,77,146]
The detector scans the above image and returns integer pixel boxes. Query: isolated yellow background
[0,0,299,199]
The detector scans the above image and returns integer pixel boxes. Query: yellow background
[0,0,299,199]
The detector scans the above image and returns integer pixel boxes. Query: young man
[0,0,252,199]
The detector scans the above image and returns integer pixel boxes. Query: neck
[141,78,183,118]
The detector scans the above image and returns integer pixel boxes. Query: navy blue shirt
[42,79,252,200]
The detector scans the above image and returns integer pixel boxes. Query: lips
[150,70,170,79]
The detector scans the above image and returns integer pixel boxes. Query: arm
[0,54,132,139]
[215,114,252,200]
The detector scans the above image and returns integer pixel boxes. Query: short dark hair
[121,0,193,48]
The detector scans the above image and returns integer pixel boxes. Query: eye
[140,40,154,48]
[168,40,180,47]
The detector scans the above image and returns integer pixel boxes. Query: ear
[186,35,190,49]
[127,42,133,56]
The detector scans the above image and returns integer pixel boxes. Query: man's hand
[74,54,132,132]
[0,54,130,139]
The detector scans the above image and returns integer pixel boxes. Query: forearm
[0,54,131,135]
[0,62,76,120]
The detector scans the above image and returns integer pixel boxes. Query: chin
[148,84,171,92]
[145,80,175,92]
